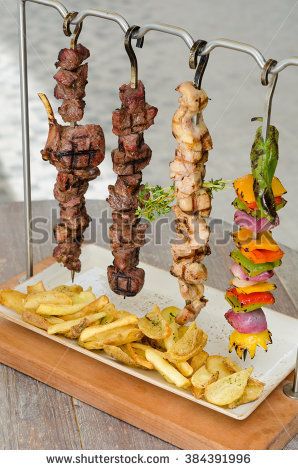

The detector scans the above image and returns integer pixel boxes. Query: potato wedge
[165,323,203,362]
[191,365,219,398]
[24,292,72,309]
[145,348,191,389]
[47,312,106,335]
[27,281,46,294]
[178,325,188,339]
[103,345,138,367]
[0,289,26,314]
[206,355,233,379]
[123,344,154,369]
[227,378,264,408]
[138,305,171,340]
[62,296,110,320]
[190,350,209,372]
[224,357,242,373]
[161,307,180,351]
[161,306,181,322]
[204,367,253,406]
[80,326,142,349]
[21,311,50,330]
[53,285,83,294]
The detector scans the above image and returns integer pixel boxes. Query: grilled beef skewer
[170,81,213,324]
[39,43,105,274]
[107,81,157,296]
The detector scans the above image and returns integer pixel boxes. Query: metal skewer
[283,349,298,400]
[19,0,298,281]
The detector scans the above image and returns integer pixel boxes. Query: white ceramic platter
[0,244,296,420]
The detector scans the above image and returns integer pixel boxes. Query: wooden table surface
[0,200,297,450]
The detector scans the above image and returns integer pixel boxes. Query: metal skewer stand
[18,0,298,400]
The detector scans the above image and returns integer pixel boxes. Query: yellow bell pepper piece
[229,329,272,359]
[233,174,286,203]
[234,282,276,295]
[233,228,280,252]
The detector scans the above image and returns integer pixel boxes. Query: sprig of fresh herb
[136,184,175,222]
[203,178,232,195]
[136,179,231,221]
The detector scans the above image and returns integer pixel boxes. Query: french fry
[204,367,253,406]
[47,312,106,335]
[79,314,138,343]
[0,289,26,314]
[36,302,90,316]
[46,316,65,325]
[173,360,193,377]
[80,326,143,349]
[21,311,50,330]
[24,291,72,310]
[145,348,191,389]
[138,305,171,340]
[190,350,209,372]
[27,281,46,294]
[70,291,96,305]
[62,296,110,320]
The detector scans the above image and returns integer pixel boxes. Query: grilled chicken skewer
[107,81,158,296]
[170,81,213,324]
[39,44,105,276]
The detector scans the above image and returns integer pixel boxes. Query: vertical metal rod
[283,348,298,399]
[19,0,33,278]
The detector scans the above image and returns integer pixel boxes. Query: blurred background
[0,0,297,249]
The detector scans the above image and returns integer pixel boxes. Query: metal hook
[189,39,209,89]
[261,59,278,140]
[125,25,142,89]
[63,11,83,49]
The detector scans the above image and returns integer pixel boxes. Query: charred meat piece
[112,247,140,271]
[55,44,90,71]
[107,265,145,297]
[42,123,105,171]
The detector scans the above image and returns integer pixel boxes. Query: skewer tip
[71,270,75,284]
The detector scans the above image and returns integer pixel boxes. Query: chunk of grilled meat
[54,44,90,123]
[107,80,157,296]
[107,265,145,297]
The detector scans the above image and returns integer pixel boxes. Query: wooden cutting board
[0,258,297,450]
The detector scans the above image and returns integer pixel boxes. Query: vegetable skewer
[225,122,287,360]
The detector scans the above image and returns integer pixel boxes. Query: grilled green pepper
[250,125,279,222]
[230,250,281,277]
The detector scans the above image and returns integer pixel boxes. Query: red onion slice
[234,210,279,233]
[230,262,274,282]
[231,277,258,288]
[225,308,267,333]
